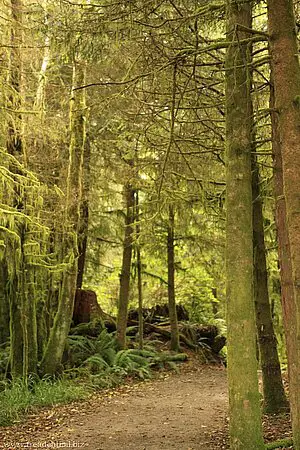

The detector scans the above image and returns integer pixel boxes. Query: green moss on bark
[225,1,264,448]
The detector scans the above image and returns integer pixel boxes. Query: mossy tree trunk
[0,263,10,345]
[116,181,135,349]
[252,156,288,413]
[270,68,294,408]
[135,190,144,350]
[41,60,87,375]
[267,1,300,446]
[6,0,39,379]
[167,205,179,352]
[225,1,264,448]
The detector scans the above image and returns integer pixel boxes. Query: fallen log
[142,322,197,349]
[127,303,189,323]
[128,321,225,353]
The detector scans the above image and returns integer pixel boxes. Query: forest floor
[0,356,293,450]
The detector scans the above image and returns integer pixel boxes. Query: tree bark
[41,60,87,375]
[34,0,50,114]
[270,65,294,406]
[225,1,264,448]
[7,0,25,379]
[6,0,39,379]
[135,190,144,350]
[167,205,179,352]
[267,1,300,445]
[252,155,288,413]
[116,182,135,349]
[7,0,23,158]
[0,263,10,345]
[76,135,91,289]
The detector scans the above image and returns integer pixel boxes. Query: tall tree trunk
[267,2,300,445]
[116,182,135,349]
[41,60,86,375]
[135,191,143,350]
[76,137,91,289]
[270,66,294,407]
[7,0,39,378]
[23,239,38,376]
[167,205,179,352]
[225,1,264,448]
[252,156,288,413]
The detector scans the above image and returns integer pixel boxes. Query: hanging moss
[0,146,67,380]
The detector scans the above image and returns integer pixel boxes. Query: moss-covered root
[167,353,188,362]
[265,438,293,449]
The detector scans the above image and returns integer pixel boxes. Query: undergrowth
[65,328,186,384]
[0,378,88,426]
[0,327,187,427]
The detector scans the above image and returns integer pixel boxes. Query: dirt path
[76,366,228,450]
[0,365,229,450]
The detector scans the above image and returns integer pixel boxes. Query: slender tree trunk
[41,60,86,375]
[116,182,135,349]
[167,205,179,352]
[252,156,288,413]
[76,203,88,289]
[34,0,50,114]
[135,191,143,350]
[0,260,9,345]
[225,1,264,448]
[76,137,91,289]
[25,239,39,375]
[270,67,294,405]
[267,2,300,444]
[9,275,24,378]
[7,0,23,158]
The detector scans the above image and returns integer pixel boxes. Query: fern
[82,355,109,373]
[67,329,186,382]
[67,335,96,354]
[113,350,132,368]
[94,330,117,365]
[95,329,117,353]
[135,366,152,380]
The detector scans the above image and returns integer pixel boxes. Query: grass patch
[0,378,89,426]
[265,438,293,449]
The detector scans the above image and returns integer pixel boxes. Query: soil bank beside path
[0,364,229,450]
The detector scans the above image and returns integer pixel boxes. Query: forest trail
[0,364,229,450]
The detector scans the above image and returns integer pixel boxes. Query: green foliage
[265,438,293,449]
[81,354,109,372]
[94,329,118,365]
[67,327,186,387]
[67,335,96,366]
[70,319,104,337]
[67,329,116,366]
[0,378,88,426]
[293,95,300,108]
